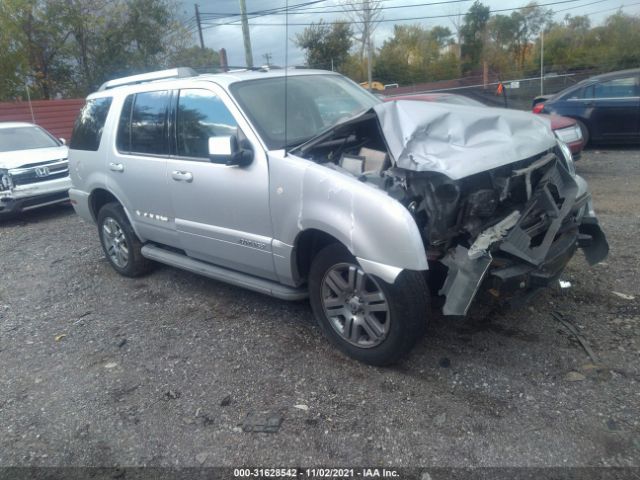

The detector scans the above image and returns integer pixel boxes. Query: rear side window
[593,77,639,98]
[117,90,170,155]
[116,95,134,152]
[176,89,238,159]
[70,97,112,151]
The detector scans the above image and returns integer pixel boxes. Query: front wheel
[309,243,429,366]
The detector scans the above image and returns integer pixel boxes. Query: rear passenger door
[107,90,178,247]
[166,87,276,280]
[586,75,640,140]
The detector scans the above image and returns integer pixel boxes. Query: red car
[384,93,585,159]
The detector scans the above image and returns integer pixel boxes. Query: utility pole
[540,29,544,96]
[239,0,254,68]
[365,1,372,90]
[194,4,204,49]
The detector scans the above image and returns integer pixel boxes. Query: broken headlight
[557,140,576,177]
[0,169,12,192]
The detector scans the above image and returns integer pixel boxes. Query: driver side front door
[167,87,276,281]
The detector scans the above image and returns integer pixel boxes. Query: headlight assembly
[0,169,12,191]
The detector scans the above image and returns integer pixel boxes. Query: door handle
[171,170,193,182]
[109,162,124,172]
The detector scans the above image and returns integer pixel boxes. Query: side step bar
[141,244,308,301]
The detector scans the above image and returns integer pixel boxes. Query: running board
[141,244,308,301]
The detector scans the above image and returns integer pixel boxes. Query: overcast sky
[177,0,640,68]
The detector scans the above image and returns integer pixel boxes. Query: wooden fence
[0,99,85,141]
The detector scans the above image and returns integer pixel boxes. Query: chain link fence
[382,68,603,111]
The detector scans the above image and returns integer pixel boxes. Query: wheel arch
[292,228,343,285]
[88,188,141,239]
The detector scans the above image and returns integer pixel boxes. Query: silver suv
[69,68,608,365]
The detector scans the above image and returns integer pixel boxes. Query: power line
[199,0,329,21]
[200,0,475,19]
[200,0,631,28]
[553,0,607,12]
[568,1,640,16]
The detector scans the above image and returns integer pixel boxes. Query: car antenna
[284,0,289,156]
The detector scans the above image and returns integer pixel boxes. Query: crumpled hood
[374,100,556,180]
[0,145,68,170]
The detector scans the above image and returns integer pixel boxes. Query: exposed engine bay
[291,104,609,315]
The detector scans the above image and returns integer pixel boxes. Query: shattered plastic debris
[612,291,635,300]
[468,210,521,260]
[565,371,586,382]
[242,412,283,433]
[559,280,572,289]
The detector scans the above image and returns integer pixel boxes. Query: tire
[575,119,590,147]
[97,202,153,277]
[308,243,429,366]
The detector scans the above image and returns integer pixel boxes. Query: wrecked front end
[294,100,608,315]
[418,147,608,315]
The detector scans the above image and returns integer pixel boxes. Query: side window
[70,97,113,151]
[176,89,238,159]
[130,91,170,155]
[594,77,638,99]
[581,84,595,99]
[116,95,134,152]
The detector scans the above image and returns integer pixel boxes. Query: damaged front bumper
[439,159,608,316]
[0,177,71,216]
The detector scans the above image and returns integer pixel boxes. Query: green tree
[168,46,220,71]
[0,0,193,100]
[295,20,353,71]
[460,1,490,72]
[374,24,459,85]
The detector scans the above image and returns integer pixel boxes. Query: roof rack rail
[97,67,198,91]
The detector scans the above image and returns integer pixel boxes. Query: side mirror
[59,137,66,145]
[208,135,253,167]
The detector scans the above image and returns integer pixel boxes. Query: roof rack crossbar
[97,67,198,91]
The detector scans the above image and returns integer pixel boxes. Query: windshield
[0,126,60,153]
[230,74,380,149]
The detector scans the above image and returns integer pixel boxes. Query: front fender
[269,154,428,284]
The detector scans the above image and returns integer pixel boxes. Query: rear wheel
[309,243,429,366]
[97,202,153,277]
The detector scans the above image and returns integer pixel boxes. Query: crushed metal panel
[373,100,556,180]
[439,246,492,316]
[499,160,579,266]
[468,210,521,260]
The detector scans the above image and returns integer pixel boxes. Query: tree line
[0,0,219,101]
[294,1,640,86]
[2,0,639,101]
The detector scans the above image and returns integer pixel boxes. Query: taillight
[532,102,545,114]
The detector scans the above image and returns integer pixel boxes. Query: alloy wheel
[101,217,129,268]
[320,262,391,348]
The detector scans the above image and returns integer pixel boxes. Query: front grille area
[9,159,69,186]
[498,156,580,266]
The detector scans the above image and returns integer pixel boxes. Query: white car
[0,122,71,217]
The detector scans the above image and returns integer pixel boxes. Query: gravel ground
[0,148,639,468]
